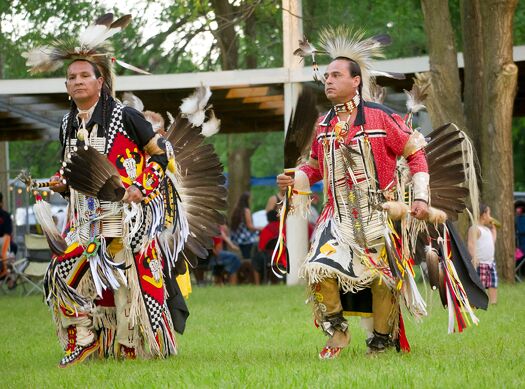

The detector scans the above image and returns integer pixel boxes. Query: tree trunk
[210,0,239,70]
[210,0,261,218]
[479,0,519,282]
[244,2,257,69]
[460,0,484,151]
[420,0,466,128]
[226,138,256,218]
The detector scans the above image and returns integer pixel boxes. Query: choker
[76,101,98,123]
[333,94,360,114]
[76,100,99,143]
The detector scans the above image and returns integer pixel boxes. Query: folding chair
[515,257,525,282]
[11,234,52,295]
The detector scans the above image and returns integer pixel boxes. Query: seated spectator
[0,192,16,288]
[209,225,241,285]
[252,210,285,285]
[265,190,285,213]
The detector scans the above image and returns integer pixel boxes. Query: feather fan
[62,146,125,202]
[425,124,472,220]
[165,89,226,262]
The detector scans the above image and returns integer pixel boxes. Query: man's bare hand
[411,200,429,220]
[49,175,67,193]
[277,173,294,191]
[122,185,144,204]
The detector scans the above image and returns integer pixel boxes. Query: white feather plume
[201,110,221,137]
[121,92,145,112]
[187,110,206,127]
[293,36,321,59]
[405,91,426,113]
[79,24,112,48]
[180,95,199,116]
[181,85,212,127]
[78,14,131,50]
[180,85,211,115]
[22,46,63,73]
[404,83,429,113]
[166,111,175,128]
[198,86,212,110]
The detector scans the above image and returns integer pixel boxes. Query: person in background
[0,192,15,255]
[468,204,498,304]
[515,204,525,276]
[0,192,16,285]
[209,225,241,285]
[252,210,282,285]
[230,192,261,260]
[265,190,285,213]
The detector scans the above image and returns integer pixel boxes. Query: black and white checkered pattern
[143,293,163,331]
[230,222,258,245]
[59,340,98,367]
[129,208,153,253]
[60,114,69,145]
[56,257,78,280]
[61,103,124,152]
[105,103,125,151]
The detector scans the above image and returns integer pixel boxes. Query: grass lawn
[1,282,524,388]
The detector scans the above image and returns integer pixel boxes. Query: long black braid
[101,86,111,153]
[63,98,78,159]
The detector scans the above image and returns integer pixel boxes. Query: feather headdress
[23,13,149,96]
[294,27,405,99]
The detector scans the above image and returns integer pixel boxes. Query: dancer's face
[324,59,360,104]
[66,61,103,109]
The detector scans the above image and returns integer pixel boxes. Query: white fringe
[300,262,374,293]
[92,306,117,330]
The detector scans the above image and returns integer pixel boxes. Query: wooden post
[282,0,307,286]
[0,142,9,211]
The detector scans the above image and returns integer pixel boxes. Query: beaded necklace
[76,100,98,144]
[333,93,360,139]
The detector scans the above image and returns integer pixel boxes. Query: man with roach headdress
[23,14,226,367]
[278,27,483,359]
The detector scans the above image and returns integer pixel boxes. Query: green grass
[1,283,524,388]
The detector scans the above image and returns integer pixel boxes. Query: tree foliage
[2,0,524,208]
